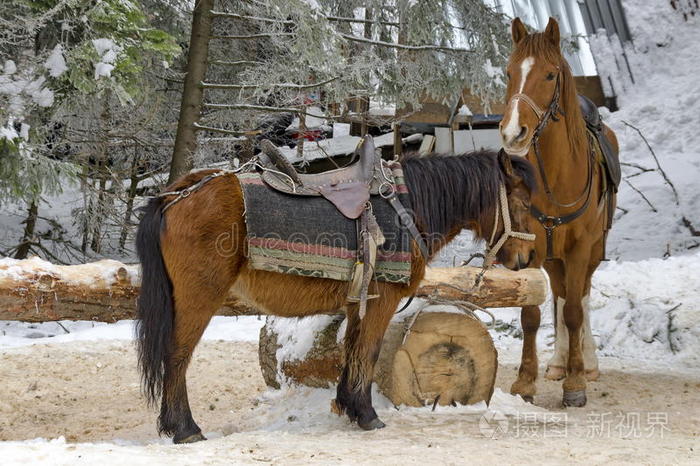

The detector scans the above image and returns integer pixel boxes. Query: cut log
[0,257,546,322]
[0,257,256,322]
[419,266,546,308]
[259,311,497,407]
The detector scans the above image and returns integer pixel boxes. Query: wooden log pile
[0,257,546,322]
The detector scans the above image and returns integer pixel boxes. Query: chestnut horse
[135,149,536,443]
[500,18,619,407]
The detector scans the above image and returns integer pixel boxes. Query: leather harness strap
[385,192,430,260]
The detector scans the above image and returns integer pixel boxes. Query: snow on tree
[0,0,182,260]
[198,0,511,136]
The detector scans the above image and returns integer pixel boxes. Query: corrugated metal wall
[578,0,632,42]
[492,0,597,75]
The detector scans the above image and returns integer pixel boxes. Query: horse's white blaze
[502,56,535,144]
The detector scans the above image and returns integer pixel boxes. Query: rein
[505,70,596,260]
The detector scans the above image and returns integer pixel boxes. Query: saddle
[257,136,427,318]
[578,95,621,191]
[259,138,387,219]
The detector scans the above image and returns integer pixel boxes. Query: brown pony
[499,18,619,407]
[135,149,537,443]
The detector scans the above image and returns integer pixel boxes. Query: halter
[483,183,536,267]
[504,68,596,259]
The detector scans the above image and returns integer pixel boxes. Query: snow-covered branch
[339,33,473,53]
[200,77,337,90]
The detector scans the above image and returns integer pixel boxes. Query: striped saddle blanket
[237,163,413,284]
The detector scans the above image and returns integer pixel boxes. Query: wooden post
[168,0,214,184]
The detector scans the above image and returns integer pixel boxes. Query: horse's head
[477,151,537,271]
[499,17,566,156]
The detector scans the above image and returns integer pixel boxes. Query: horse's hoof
[359,417,386,431]
[174,432,207,444]
[521,395,534,404]
[562,390,587,407]
[585,368,600,382]
[545,365,566,381]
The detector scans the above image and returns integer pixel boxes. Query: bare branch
[200,76,337,90]
[210,11,294,25]
[211,32,294,40]
[623,178,657,212]
[326,15,400,27]
[621,120,680,205]
[210,60,263,67]
[202,103,341,120]
[682,216,700,237]
[193,122,259,137]
[339,33,473,53]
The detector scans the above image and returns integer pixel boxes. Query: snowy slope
[597,0,700,260]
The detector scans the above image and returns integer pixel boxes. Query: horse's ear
[498,149,515,179]
[544,17,560,46]
[512,18,528,44]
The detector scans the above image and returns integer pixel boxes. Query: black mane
[401,150,535,246]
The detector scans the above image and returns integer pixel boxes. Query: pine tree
[0,0,181,259]
[199,0,510,134]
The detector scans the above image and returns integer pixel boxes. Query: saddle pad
[237,163,413,284]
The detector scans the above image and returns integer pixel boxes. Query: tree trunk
[0,258,546,322]
[259,311,497,407]
[168,0,214,184]
[14,200,39,259]
[296,108,306,159]
[119,149,140,251]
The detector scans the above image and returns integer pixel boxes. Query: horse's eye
[546,72,555,81]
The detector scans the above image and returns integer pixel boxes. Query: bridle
[504,67,595,260]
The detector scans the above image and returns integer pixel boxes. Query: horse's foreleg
[543,260,568,381]
[510,305,540,402]
[581,253,602,381]
[334,294,398,430]
[561,255,590,407]
[547,257,600,382]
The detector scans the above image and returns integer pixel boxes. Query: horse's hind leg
[333,292,400,430]
[159,280,231,443]
[159,245,242,443]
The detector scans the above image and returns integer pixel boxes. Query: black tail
[135,197,173,406]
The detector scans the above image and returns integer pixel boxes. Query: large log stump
[259,310,497,407]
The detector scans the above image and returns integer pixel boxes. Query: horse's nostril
[516,126,527,141]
